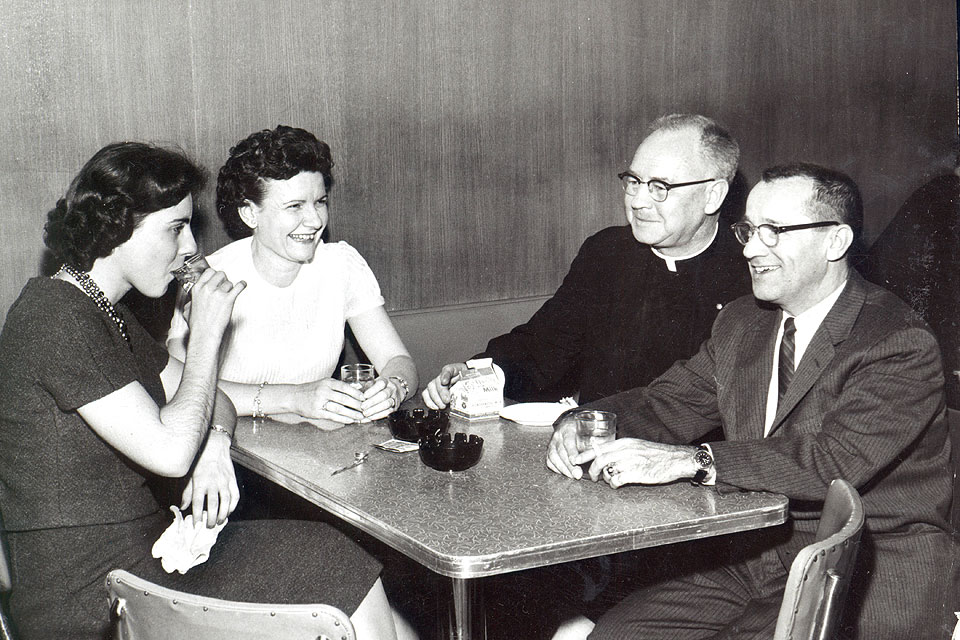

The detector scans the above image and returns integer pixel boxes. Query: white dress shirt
[763,280,848,435]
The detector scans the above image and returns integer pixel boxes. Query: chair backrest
[106,569,355,640]
[0,511,16,640]
[773,479,865,640]
[949,408,960,537]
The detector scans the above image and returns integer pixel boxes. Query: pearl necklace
[55,264,130,343]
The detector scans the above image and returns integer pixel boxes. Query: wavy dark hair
[216,125,334,239]
[44,142,205,271]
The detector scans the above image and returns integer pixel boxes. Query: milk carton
[449,358,504,420]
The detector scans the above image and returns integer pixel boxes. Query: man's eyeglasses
[617,172,717,203]
[731,221,840,247]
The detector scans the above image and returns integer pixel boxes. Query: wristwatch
[692,445,714,484]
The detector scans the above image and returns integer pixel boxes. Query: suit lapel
[766,273,867,436]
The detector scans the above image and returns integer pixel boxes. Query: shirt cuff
[700,443,717,485]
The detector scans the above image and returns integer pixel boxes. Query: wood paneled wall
[1,0,956,326]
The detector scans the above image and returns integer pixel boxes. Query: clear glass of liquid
[172,253,208,293]
[575,410,617,475]
[341,363,376,392]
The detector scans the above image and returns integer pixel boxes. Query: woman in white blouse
[168,126,417,426]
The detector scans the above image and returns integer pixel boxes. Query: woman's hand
[360,377,403,421]
[294,378,365,423]
[180,430,239,528]
[186,269,246,339]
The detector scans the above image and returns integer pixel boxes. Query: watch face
[694,449,713,469]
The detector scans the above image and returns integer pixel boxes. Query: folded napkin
[151,506,227,574]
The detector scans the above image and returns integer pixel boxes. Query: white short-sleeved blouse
[167,238,384,384]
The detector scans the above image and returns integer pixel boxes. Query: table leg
[442,577,486,640]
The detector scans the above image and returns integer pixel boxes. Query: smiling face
[241,171,328,270]
[108,195,198,299]
[742,178,851,315]
[623,127,728,256]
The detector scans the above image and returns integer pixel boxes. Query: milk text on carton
[449,358,504,420]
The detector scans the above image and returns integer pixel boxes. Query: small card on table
[374,439,420,453]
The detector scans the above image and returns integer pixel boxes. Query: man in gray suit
[548,163,955,639]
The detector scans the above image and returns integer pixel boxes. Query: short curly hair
[44,142,205,271]
[216,125,334,239]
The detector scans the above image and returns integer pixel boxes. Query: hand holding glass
[172,253,208,293]
[575,410,617,477]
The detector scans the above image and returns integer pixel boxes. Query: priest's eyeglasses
[731,221,840,247]
[618,172,717,203]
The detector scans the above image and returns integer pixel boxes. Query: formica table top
[231,414,788,579]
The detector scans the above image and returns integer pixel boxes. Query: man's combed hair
[761,162,864,241]
[44,142,205,271]
[649,114,740,182]
[216,125,334,239]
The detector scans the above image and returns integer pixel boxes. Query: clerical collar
[650,223,718,273]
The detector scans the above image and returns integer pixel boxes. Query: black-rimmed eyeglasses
[731,221,840,247]
[617,172,717,203]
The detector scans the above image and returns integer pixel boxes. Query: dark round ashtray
[418,432,484,472]
[388,408,449,443]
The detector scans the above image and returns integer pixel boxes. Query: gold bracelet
[253,381,266,419]
[388,376,410,401]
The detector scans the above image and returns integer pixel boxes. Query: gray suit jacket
[593,271,955,636]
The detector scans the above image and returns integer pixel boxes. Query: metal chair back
[106,569,355,640]
[773,478,864,640]
[948,408,960,537]
[0,510,16,640]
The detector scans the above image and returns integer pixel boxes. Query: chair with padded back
[0,510,16,640]
[106,569,355,640]
[949,408,960,538]
[773,478,864,640]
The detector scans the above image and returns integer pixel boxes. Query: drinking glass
[575,410,617,474]
[341,363,376,392]
[172,253,208,293]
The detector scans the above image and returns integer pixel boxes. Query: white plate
[500,402,574,427]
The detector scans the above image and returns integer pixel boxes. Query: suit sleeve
[588,331,726,446]
[480,232,612,400]
[710,325,945,501]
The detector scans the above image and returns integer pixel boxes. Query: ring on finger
[389,396,396,409]
[604,462,618,477]
[324,400,334,413]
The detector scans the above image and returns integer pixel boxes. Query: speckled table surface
[231,413,788,580]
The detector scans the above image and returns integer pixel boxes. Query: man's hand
[545,412,585,479]
[582,439,698,488]
[180,430,239,527]
[421,363,469,409]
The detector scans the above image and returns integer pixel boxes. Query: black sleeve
[479,229,616,401]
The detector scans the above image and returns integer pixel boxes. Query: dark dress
[0,278,381,639]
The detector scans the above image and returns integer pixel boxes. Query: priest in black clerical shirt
[423,113,750,407]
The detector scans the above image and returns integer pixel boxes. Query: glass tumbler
[574,410,617,474]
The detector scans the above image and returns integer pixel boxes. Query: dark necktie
[778,317,797,405]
